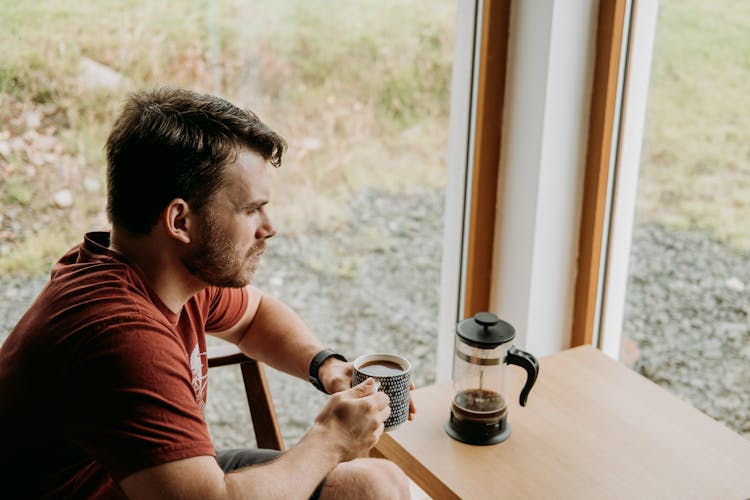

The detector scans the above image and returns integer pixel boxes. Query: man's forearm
[224,426,342,499]
[121,424,345,499]
[235,292,324,380]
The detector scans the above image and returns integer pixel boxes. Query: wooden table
[373,345,750,499]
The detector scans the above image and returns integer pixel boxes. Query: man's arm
[209,286,412,413]
[120,379,389,499]
[209,286,351,392]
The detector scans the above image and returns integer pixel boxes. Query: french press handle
[505,346,539,406]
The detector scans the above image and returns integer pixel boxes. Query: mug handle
[506,346,539,406]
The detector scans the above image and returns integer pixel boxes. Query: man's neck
[109,226,203,313]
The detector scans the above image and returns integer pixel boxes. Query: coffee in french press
[445,312,539,445]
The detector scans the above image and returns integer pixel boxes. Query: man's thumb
[352,378,380,396]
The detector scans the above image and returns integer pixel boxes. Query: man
[0,88,412,498]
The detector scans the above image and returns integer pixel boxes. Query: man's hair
[105,87,286,234]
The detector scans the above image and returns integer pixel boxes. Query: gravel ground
[1,191,748,448]
[623,224,750,440]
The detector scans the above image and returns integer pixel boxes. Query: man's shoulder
[14,253,171,346]
[48,257,152,312]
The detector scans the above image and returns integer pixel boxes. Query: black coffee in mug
[358,360,405,377]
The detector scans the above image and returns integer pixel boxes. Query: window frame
[437,0,656,376]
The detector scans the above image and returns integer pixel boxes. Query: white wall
[489,0,599,356]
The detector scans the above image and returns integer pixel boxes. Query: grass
[635,0,750,249]
[0,0,456,274]
[0,230,69,274]
[3,0,748,274]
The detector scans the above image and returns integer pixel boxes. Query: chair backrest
[207,344,284,451]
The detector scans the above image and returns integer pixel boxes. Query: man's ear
[163,198,193,244]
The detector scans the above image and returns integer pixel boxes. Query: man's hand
[313,378,391,461]
[408,382,416,421]
[320,358,418,420]
[319,357,353,394]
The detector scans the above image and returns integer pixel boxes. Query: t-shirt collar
[82,231,181,325]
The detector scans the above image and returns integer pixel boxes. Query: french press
[445,312,539,445]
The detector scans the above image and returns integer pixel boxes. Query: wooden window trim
[571,0,629,346]
[463,0,511,317]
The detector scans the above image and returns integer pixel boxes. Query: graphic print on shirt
[190,344,208,414]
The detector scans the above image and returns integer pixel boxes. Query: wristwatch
[308,348,347,394]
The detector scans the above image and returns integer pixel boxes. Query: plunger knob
[474,312,499,329]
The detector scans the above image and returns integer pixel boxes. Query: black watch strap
[308,348,347,394]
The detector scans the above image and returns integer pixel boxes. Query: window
[0,0,458,447]
[602,0,750,440]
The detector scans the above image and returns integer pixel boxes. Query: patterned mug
[352,353,411,431]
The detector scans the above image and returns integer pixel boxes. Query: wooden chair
[207,344,284,451]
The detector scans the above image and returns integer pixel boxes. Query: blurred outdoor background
[621,0,750,440]
[0,0,455,274]
[0,0,457,447]
[635,0,750,245]
[1,0,748,444]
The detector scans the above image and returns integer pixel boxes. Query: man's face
[182,148,276,288]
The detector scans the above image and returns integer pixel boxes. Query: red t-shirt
[0,232,249,498]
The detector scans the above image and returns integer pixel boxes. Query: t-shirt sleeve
[203,286,249,333]
[65,319,215,482]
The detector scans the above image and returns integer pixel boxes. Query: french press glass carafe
[445,312,539,445]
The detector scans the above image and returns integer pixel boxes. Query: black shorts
[216,448,326,499]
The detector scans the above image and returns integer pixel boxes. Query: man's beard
[182,215,264,288]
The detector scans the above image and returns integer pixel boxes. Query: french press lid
[456,312,515,349]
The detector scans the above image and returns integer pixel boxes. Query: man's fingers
[371,422,385,445]
[351,378,378,396]
[373,390,390,410]
[378,401,392,422]
[408,382,416,420]
[348,379,391,420]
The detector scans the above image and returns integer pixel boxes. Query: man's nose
[258,213,276,239]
